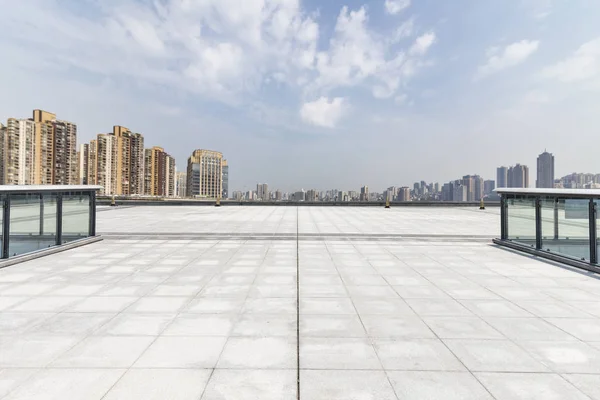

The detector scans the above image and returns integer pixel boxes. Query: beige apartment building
[4,118,35,185]
[144,146,175,197]
[87,139,98,187]
[186,149,223,198]
[0,123,5,184]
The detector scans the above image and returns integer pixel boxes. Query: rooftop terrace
[2,206,600,399]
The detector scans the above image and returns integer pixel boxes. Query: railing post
[554,198,559,240]
[500,196,508,240]
[56,193,63,246]
[590,199,597,264]
[39,193,44,236]
[535,196,542,250]
[89,191,96,236]
[2,195,10,259]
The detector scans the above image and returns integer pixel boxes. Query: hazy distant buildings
[398,187,411,201]
[176,172,187,198]
[257,183,269,201]
[484,180,495,195]
[453,185,467,202]
[186,149,223,198]
[497,167,508,188]
[222,160,229,199]
[306,189,318,202]
[536,151,555,188]
[508,164,529,188]
[360,186,369,201]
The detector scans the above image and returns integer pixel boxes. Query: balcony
[1,205,600,399]
[0,185,101,262]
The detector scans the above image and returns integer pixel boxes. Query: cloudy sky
[1,0,599,192]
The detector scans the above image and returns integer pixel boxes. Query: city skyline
[1,1,599,191]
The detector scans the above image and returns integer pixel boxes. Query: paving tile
[97,313,175,335]
[163,314,237,336]
[185,298,245,314]
[0,369,39,398]
[361,315,435,338]
[300,298,356,315]
[546,318,600,341]
[103,369,211,400]
[373,338,465,371]
[353,298,415,315]
[202,369,296,400]
[242,298,296,314]
[444,339,549,372]
[406,299,474,316]
[27,312,115,335]
[0,335,80,367]
[301,337,381,369]
[217,337,296,369]
[51,336,155,368]
[423,317,504,339]
[484,317,577,341]
[563,374,600,400]
[387,371,494,400]
[476,372,590,400]
[135,336,227,368]
[70,296,138,313]
[300,370,397,400]
[300,315,367,337]
[232,314,296,337]
[2,369,125,400]
[126,296,190,313]
[459,300,532,317]
[522,341,600,373]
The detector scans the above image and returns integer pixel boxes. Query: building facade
[222,160,229,199]
[78,143,89,185]
[497,167,508,188]
[398,187,411,201]
[257,183,269,201]
[176,172,187,198]
[144,146,175,197]
[0,123,5,184]
[4,119,35,185]
[186,149,223,199]
[484,180,495,195]
[508,164,529,188]
[536,150,555,188]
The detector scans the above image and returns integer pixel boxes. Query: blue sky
[1,0,599,192]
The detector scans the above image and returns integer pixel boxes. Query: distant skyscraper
[222,160,229,199]
[144,146,175,197]
[536,150,554,188]
[275,190,282,201]
[257,183,269,200]
[484,180,495,195]
[453,185,467,202]
[4,118,35,185]
[508,164,529,188]
[399,187,411,201]
[497,167,508,188]
[360,186,369,201]
[186,149,223,198]
[0,123,5,184]
[78,143,89,184]
[176,172,187,198]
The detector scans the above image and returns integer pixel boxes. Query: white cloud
[300,97,347,128]
[476,40,540,79]
[541,37,600,82]
[385,0,411,15]
[409,32,436,55]
[391,17,415,43]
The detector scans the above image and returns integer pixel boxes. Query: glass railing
[496,188,599,271]
[0,185,100,259]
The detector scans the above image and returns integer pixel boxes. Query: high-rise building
[78,143,89,185]
[257,183,269,201]
[306,189,318,202]
[144,146,175,197]
[186,149,223,198]
[536,150,555,188]
[32,110,77,185]
[275,190,282,201]
[385,186,397,202]
[4,118,35,185]
[222,160,229,199]
[474,176,484,201]
[176,172,187,198]
[484,180,495,195]
[508,164,529,188]
[453,185,467,202]
[0,123,5,184]
[497,167,508,188]
[130,132,145,195]
[87,139,98,186]
[360,186,369,201]
[399,187,411,201]
[96,133,117,195]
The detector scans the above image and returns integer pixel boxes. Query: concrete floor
[1,206,600,399]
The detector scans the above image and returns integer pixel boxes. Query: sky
[1,0,599,192]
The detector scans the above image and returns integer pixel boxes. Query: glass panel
[596,199,599,265]
[9,194,55,256]
[541,198,589,261]
[507,196,536,247]
[0,194,3,257]
[62,192,90,243]
[42,193,58,239]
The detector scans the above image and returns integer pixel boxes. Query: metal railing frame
[495,190,599,273]
[1,187,100,259]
